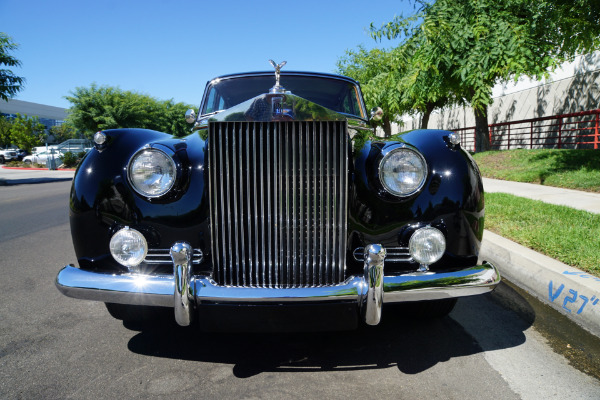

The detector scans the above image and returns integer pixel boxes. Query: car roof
[207,71,360,86]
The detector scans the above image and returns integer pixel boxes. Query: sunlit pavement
[0,166,75,185]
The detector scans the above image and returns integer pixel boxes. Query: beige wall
[395,52,600,134]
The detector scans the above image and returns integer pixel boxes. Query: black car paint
[69,122,483,277]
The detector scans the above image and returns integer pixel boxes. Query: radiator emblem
[269,60,287,94]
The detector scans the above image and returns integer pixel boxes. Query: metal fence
[452,109,600,152]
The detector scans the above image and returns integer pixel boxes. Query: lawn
[484,192,600,277]
[473,148,600,276]
[472,149,600,192]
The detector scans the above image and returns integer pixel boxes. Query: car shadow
[126,282,533,377]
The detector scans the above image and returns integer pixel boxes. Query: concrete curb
[480,230,600,337]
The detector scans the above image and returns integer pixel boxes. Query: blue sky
[1,0,409,109]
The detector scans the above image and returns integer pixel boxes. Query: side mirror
[185,109,197,124]
[370,107,383,122]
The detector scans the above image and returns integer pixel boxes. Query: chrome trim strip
[144,248,203,265]
[266,122,273,286]
[319,122,324,285]
[299,122,304,286]
[340,124,349,282]
[353,247,413,263]
[259,123,266,286]
[232,123,242,285]
[225,123,233,283]
[287,123,293,286]
[245,122,253,283]
[362,244,386,326]
[171,242,194,327]
[56,262,499,307]
[331,123,338,283]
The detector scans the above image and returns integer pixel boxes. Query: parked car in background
[56,62,500,330]
[23,150,63,165]
[0,148,18,164]
[16,149,29,161]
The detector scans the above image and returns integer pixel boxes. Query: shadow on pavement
[125,284,534,377]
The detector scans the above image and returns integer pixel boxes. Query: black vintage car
[56,63,500,330]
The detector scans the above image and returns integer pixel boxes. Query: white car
[23,151,63,165]
[0,149,18,163]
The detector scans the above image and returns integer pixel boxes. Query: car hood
[207,93,348,123]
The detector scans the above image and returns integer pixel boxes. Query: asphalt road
[1,181,599,399]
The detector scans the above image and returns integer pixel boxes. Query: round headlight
[109,227,148,267]
[128,148,176,197]
[409,227,446,266]
[379,147,427,197]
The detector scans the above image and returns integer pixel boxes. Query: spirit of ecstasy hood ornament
[269,60,287,94]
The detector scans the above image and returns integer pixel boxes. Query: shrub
[62,151,79,168]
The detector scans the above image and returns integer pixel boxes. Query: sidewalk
[0,166,75,186]
[484,177,600,214]
[480,177,600,337]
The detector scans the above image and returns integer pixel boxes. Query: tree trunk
[382,116,392,137]
[474,107,491,152]
[420,104,435,129]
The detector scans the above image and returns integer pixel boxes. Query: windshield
[202,75,365,118]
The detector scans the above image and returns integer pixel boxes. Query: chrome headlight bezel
[127,147,177,198]
[378,146,428,197]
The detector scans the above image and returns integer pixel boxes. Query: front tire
[105,303,171,324]
[410,298,457,318]
[388,298,458,320]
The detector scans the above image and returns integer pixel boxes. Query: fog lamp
[109,227,148,267]
[409,227,446,266]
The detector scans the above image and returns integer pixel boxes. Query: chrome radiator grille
[208,121,349,288]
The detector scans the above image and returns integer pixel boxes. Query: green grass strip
[472,149,600,192]
[485,192,600,277]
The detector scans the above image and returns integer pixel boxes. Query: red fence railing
[451,109,600,152]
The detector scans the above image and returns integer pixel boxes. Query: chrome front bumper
[56,243,500,327]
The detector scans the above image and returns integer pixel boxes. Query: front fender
[348,129,484,273]
[70,129,210,272]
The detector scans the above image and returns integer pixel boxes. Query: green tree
[338,46,407,136]
[49,122,80,142]
[0,33,25,101]
[371,0,600,151]
[338,41,464,133]
[9,114,45,151]
[0,115,11,147]
[65,84,194,137]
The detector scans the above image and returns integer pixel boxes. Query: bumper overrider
[56,243,500,327]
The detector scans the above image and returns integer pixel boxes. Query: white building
[398,51,600,133]
[0,99,67,128]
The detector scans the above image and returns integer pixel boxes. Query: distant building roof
[0,99,67,121]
